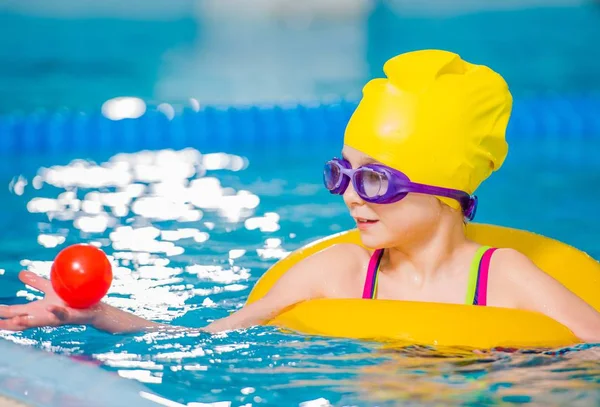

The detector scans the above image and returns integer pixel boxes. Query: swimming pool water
[1,129,600,406]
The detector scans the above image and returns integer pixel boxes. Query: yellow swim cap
[344,49,512,210]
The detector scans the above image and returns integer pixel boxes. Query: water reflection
[25,148,262,246]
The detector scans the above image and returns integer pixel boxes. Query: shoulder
[488,247,574,306]
[275,243,371,282]
[320,243,372,261]
[486,247,600,342]
[306,243,372,275]
[486,248,549,307]
[254,244,373,313]
[488,247,537,275]
[295,243,373,297]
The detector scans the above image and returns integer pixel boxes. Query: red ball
[50,244,113,309]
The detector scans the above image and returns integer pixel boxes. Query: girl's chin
[357,228,388,250]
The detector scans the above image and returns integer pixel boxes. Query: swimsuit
[361,246,498,306]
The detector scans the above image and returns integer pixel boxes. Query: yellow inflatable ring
[247,223,600,349]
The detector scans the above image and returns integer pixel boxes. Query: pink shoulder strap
[362,249,384,299]
[474,247,497,306]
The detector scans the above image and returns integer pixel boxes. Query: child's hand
[0,271,98,331]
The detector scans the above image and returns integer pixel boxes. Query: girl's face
[341,146,447,249]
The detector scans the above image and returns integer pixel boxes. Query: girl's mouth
[355,217,379,230]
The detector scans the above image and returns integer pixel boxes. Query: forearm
[89,298,279,335]
[87,270,312,334]
[204,298,281,333]
[89,302,173,334]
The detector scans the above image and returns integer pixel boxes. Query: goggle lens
[356,168,389,198]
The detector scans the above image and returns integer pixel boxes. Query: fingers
[0,314,61,332]
[18,270,52,293]
[13,313,60,329]
[0,318,26,332]
[0,310,62,332]
[0,305,28,319]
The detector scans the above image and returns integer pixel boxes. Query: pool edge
[0,337,166,407]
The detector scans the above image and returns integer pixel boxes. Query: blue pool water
[1,112,600,405]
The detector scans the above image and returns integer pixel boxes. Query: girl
[2,50,600,342]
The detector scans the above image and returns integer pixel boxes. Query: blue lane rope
[0,95,599,155]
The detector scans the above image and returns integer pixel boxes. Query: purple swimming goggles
[323,158,478,221]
